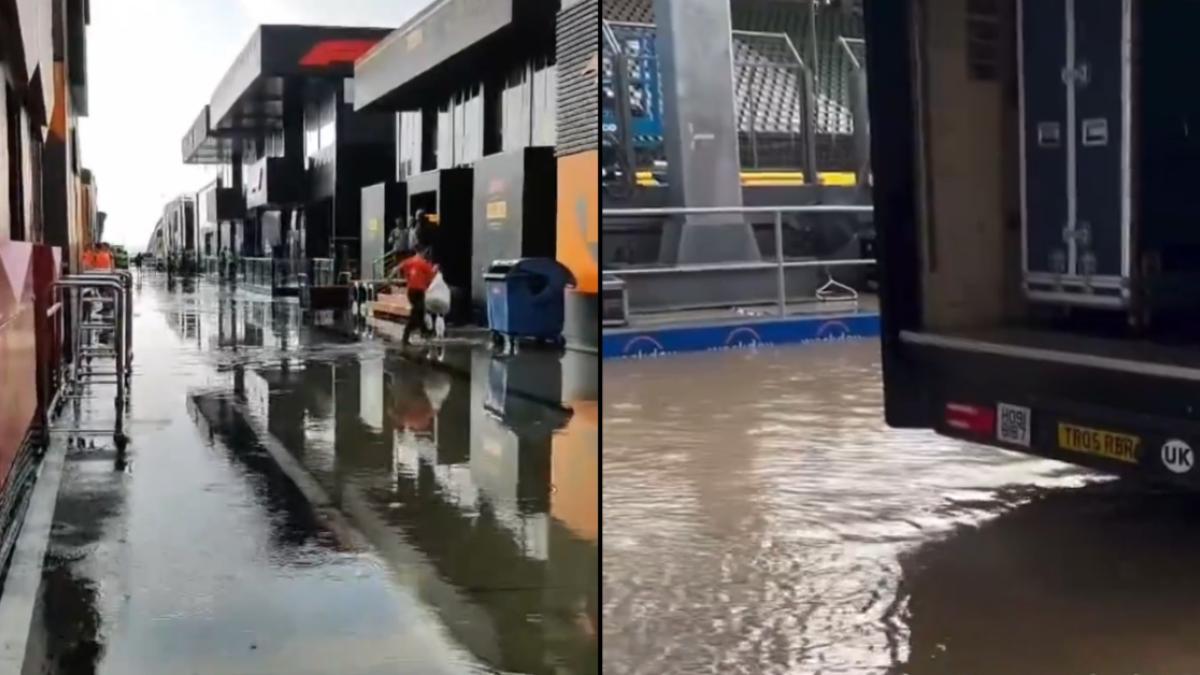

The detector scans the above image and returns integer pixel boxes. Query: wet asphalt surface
[26,274,597,675]
[603,341,1200,675]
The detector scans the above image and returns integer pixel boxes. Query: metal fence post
[774,209,786,316]
[601,205,876,315]
[802,66,820,185]
[748,65,760,169]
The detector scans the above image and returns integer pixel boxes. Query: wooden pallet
[372,291,413,321]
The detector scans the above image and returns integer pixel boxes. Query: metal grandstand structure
[601,0,866,176]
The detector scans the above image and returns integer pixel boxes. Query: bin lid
[486,258,576,287]
[485,260,520,277]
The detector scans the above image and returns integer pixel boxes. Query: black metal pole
[806,0,821,187]
[803,66,820,187]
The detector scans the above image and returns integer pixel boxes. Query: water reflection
[183,286,599,675]
[603,343,1096,674]
[898,481,1200,674]
[37,281,490,675]
[187,391,344,554]
[36,441,127,673]
[159,284,314,355]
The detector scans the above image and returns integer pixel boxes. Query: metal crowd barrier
[310,258,334,287]
[202,256,221,278]
[601,204,875,316]
[51,270,134,444]
[241,257,272,287]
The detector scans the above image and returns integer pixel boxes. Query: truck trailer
[869,0,1200,484]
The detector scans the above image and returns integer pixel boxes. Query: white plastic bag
[424,371,451,410]
[426,272,451,315]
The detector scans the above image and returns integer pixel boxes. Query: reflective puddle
[32,276,597,675]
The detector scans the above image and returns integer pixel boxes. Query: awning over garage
[354,0,558,112]
[181,106,230,165]
[182,25,391,164]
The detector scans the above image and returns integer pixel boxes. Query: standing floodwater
[28,275,597,675]
[603,342,1200,674]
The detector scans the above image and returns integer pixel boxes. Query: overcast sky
[79,0,432,250]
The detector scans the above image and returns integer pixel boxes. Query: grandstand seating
[733,33,804,135]
[731,0,860,163]
[601,0,650,23]
[601,0,864,171]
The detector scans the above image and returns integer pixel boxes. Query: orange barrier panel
[556,151,599,294]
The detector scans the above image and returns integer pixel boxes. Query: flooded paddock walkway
[603,342,1200,674]
[22,275,597,675]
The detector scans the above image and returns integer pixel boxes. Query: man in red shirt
[393,250,438,346]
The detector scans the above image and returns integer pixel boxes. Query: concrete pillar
[653,0,761,264]
[231,148,248,256]
[43,0,72,257]
[282,81,305,267]
[283,79,305,160]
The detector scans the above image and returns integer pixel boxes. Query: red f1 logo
[299,39,380,67]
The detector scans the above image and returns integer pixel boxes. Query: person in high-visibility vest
[83,246,108,271]
[92,243,114,271]
[79,244,115,347]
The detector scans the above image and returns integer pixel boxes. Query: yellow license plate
[1057,423,1141,464]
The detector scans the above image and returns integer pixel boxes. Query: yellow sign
[406,29,423,51]
[368,218,380,233]
[486,200,508,221]
[1057,423,1140,463]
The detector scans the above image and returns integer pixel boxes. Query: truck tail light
[945,402,996,437]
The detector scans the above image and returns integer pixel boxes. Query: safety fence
[194,256,343,289]
[602,204,874,317]
[601,16,868,188]
[239,258,290,289]
[307,258,335,287]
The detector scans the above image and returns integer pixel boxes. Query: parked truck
[869,0,1200,485]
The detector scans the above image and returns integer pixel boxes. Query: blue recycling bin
[484,258,576,342]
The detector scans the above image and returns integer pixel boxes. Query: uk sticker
[996,403,1031,447]
[1161,439,1194,474]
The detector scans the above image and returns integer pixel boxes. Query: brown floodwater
[603,341,1200,674]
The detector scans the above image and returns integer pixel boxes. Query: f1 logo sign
[299,39,379,67]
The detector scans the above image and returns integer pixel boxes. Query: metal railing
[309,258,334,287]
[601,19,867,181]
[371,250,402,281]
[733,31,819,172]
[204,255,240,282]
[274,257,299,288]
[240,257,301,289]
[203,256,221,277]
[601,204,875,316]
[52,271,134,443]
[838,35,871,184]
[240,257,274,288]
